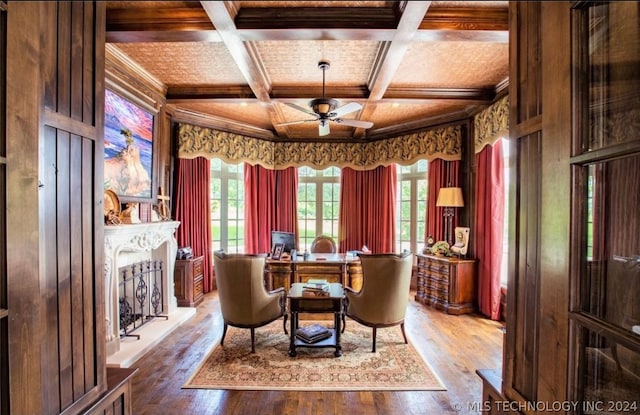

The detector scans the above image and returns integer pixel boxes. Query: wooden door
[6,2,107,414]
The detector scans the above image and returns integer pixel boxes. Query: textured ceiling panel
[284,121,354,140]
[370,101,473,128]
[177,102,273,130]
[112,43,247,86]
[392,42,509,88]
[256,40,380,86]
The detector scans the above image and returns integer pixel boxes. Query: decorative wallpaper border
[177,123,462,170]
[474,95,509,153]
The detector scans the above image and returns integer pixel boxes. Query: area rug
[183,321,446,391]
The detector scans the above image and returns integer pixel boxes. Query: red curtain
[244,164,298,254]
[426,159,461,242]
[474,140,505,320]
[173,157,214,292]
[339,165,397,253]
[273,166,299,239]
[244,164,276,254]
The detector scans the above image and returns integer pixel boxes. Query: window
[209,161,430,255]
[210,159,244,253]
[396,160,428,254]
[297,166,340,251]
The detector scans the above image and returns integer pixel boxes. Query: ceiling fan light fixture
[309,98,338,117]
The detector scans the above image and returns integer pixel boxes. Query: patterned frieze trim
[177,123,461,169]
[273,125,462,170]
[177,123,276,168]
[474,95,509,153]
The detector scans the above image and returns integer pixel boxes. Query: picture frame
[451,227,470,256]
[271,243,284,260]
[104,89,156,202]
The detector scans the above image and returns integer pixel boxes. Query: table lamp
[436,187,464,246]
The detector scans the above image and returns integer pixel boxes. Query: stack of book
[303,279,329,292]
[295,323,331,343]
[302,279,330,297]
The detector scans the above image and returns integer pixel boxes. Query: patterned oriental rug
[183,321,446,391]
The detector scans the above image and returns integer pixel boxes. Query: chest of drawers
[415,254,477,315]
[174,256,204,307]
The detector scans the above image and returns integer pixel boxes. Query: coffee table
[287,282,344,357]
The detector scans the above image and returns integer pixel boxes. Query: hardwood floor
[130,291,504,415]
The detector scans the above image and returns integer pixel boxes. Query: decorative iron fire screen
[119,260,167,339]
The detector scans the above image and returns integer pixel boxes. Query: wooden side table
[287,282,345,357]
[174,256,204,307]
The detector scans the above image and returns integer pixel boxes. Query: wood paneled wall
[6,2,106,414]
[504,1,572,407]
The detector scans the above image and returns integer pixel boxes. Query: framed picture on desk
[272,243,284,260]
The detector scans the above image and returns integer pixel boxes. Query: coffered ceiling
[106,1,509,142]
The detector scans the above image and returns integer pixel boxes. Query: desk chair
[342,252,413,352]
[213,251,287,353]
[310,235,337,253]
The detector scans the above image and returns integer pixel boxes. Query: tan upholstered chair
[310,235,337,253]
[343,252,413,352]
[213,251,287,353]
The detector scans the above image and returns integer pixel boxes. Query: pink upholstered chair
[342,252,413,352]
[213,251,287,353]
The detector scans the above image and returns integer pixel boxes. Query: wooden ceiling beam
[106,5,508,43]
[355,1,433,138]
[384,87,496,102]
[200,1,271,103]
[234,7,398,30]
[199,1,292,137]
[420,6,508,31]
[166,85,495,103]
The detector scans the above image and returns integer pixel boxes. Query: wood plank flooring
[130,291,504,415]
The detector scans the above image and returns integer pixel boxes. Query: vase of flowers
[430,241,450,256]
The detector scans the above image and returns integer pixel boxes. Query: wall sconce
[436,187,464,245]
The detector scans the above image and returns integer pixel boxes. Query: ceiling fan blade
[331,102,362,118]
[275,119,317,127]
[333,118,374,129]
[319,121,330,136]
[285,102,317,117]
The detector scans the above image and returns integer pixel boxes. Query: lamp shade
[436,187,464,207]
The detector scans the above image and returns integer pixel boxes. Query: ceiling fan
[277,61,374,137]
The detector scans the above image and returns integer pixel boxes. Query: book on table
[295,323,331,343]
[303,279,329,292]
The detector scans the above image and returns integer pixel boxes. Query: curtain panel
[339,165,397,253]
[172,157,214,292]
[474,140,505,320]
[244,164,298,254]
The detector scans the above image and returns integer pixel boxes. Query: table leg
[334,309,342,357]
[288,311,297,357]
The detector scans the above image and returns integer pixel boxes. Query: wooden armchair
[342,252,413,352]
[213,251,287,353]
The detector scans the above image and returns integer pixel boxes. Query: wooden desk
[265,253,362,291]
[287,282,345,357]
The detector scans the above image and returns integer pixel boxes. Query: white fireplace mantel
[104,220,180,357]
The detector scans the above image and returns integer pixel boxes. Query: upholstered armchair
[310,235,337,253]
[343,252,413,352]
[213,251,287,353]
